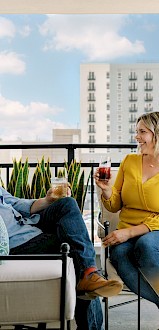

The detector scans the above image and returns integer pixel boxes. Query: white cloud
[0,17,16,39]
[0,95,66,141]
[0,51,26,74]
[39,15,145,60]
[19,24,31,38]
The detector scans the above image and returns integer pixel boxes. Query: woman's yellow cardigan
[102,154,159,231]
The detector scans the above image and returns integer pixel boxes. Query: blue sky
[0,14,159,141]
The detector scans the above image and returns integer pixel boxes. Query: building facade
[80,63,159,162]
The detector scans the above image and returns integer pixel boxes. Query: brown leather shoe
[77,271,123,300]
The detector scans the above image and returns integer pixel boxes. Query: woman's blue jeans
[109,231,159,308]
[10,197,103,330]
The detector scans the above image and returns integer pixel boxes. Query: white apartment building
[80,63,159,162]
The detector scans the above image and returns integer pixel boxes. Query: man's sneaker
[77,271,123,300]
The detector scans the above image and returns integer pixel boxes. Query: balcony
[129,86,137,91]
[144,96,153,102]
[1,143,159,329]
[129,117,137,123]
[128,75,137,80]
[129,106,138,112]
[144,86,153,91]
[129,96,138,102]
[144,75,153,80]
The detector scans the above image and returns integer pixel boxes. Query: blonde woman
[95,111,159,308]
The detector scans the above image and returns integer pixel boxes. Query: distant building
[80,62,159,162]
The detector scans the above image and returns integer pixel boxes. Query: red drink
[99,166,110,180]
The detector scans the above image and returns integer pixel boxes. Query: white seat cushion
[0,258,76,325]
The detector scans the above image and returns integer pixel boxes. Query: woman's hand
[94,168,111,189]
[102,228,131,247]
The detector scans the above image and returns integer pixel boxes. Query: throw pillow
[0,215,9,264]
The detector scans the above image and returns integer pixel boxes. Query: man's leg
[10,232,104,330]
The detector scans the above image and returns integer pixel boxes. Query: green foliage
[6,156,51,199]
[3,156,90,214]
[62,160,91,213]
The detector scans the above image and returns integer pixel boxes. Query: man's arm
[30,185,71,214]
[30,187,57,214]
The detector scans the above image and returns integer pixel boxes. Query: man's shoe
[77,271,123,300]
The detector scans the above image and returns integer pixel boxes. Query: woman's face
[135,119,155,155]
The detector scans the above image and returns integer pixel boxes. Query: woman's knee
[134,232,157,260]
[110,243,127,263]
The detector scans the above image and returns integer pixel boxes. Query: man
[0,185,122,329]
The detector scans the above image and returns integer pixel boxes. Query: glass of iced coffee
[51,177,68,199]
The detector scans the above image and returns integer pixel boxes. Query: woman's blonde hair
[137,111,159,156]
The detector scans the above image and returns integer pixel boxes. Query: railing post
[66,144,75,166]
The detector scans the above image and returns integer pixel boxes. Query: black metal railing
[0,143,137,244]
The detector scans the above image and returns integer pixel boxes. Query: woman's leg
[110,238,159,307]
[134,231,159,296]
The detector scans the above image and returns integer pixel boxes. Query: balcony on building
[144,85,153,91]
[88,87,96,91]
[129,95,138,102]
[88,137,96,143]
[144,107,153,112]
[144,73,153,80]
[88,72,96,80]
[88,96,96,102]
[144,96,153,102]
[129,116,137,123]
[129,136,136,143]
[128,73,137,80]
[129,85,137,91]
[129,128,136,134]
[129,105,138,112]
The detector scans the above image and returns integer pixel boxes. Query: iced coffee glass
[51,177,68,199]
[99,156,111,180]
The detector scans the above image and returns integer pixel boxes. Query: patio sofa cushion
[0,257,76,325]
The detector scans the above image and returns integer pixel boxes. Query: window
[106,114,110,121]
[88,114,95,123]
[88,82,95,91]
[88,72,95,80]
[88,104,96,112]
[106,125,110,131]
[106,72,110,79]
[89,148,95,153]
[117,72,122,79]
[88,93,95,101]
[88,135,96,143]
[88,124,95,133]
[106,104,110,110]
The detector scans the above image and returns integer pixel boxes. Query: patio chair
[0,243,76,330]
[96,170,141,330]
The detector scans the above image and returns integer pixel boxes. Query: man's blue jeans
[109,232,159,308]
[10,197,103,330]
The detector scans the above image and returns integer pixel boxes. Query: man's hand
[46,183,72,202]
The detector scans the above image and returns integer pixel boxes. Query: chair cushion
[0,257,76,325]
[0,215,9,264]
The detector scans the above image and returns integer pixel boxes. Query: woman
[95,111,159,308]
